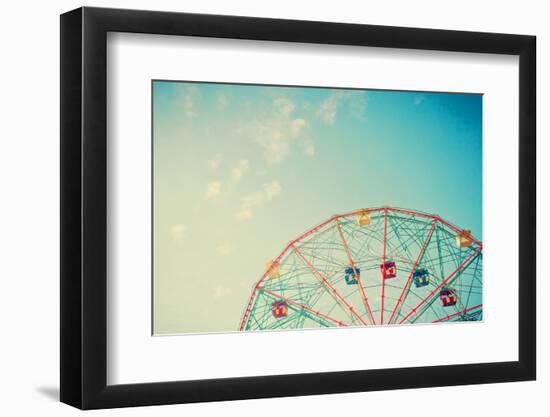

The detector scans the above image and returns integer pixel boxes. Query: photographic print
[152,81,482,335]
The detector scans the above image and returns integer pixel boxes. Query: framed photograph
[60,6,536,409]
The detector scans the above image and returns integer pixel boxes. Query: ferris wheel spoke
[387,217,438,325]
[382,213,432,322]
[291,243,368,326]
[335,219,376,325]
[432,304,483,323]
[380,208,389,324]
[387,214,425,259]
[407,293,443,324]
[398,247,482,324]
[258,287,348,327]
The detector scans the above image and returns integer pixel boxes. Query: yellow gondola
[265,260,281,279]
[456,229,473,248]
[355,209,371,226]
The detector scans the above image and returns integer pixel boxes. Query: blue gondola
[412,268,430,288]
[344,267,360,285]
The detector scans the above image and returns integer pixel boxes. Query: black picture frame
[60,6,536,410]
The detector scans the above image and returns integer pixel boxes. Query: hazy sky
[152,81,482,335]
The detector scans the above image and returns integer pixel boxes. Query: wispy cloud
[235,180,282,221]
[263,180,282,200]
[216,243,233,256]
[239,97,314,165]
[273,97,295,115]
[169,224,187,243]
[414,95,425,106]
[231,159,249,182]
[255,126,290,165]
[317,91,368,125]
[207,153,222,169]
[236,191,263,220]
[213,285,232,298]
[173,84,200,118]
[205,181,221,199]
[217,94,229,110]
[290,118,308,138]
[183,95,197,118]
[317,92,342,125]
[235,207,253,221]
[350,93,367,120]
[303,137,315,156]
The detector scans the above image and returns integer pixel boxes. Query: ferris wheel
[239,207,482,331]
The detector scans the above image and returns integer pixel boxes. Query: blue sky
[152,81,482,334]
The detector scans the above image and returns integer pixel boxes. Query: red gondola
[271,301,288,318]
[380,261,397,279]
[440,289,458,307]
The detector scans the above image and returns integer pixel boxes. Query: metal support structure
[239,207,483,331]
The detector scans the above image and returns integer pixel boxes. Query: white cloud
[317,92,342,125]
[273,97,295,115]
[213,285,232,298]
[263,180,282,200]
[317,91,368,125]
[290,118,308,138]
[173,84,200,118]
[239,97,315,165]
[303,137,315,156]
[255,126,290,165]
[205,181,221,199]
[169,224,186,243]
[350,93,367,120]
[241,191,264,209]
[231,159,249,182]
[183,95,197,118]
[291,118,314,157]
[207,153,222,169]
[235,181,282,221]
[216,243,233,256]
[235,207,253,220]
[217,94,229,110]
[414,95,425,106]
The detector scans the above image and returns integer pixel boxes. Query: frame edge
[518,34,536,380]
[60,7,84,409]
